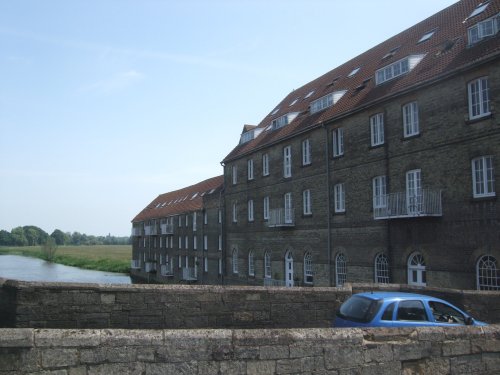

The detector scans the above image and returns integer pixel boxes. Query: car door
[393,300,432,327]
[427,300,467,326]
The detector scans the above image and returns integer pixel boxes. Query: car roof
[352,291,445,303]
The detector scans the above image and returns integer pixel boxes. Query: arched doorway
[408,252,426,286]
[285,250,294,287]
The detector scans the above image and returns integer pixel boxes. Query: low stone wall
[1,326,500,374]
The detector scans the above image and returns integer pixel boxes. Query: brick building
[132,0,500,289]
[221,0,500,289]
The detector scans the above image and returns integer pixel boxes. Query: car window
[381,302,395,321]
[396,300,428,321]
[338,296,382,323]
[429,301,466,325]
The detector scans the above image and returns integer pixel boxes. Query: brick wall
[1,326,499,374]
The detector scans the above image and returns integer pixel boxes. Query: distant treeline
[0,226,131,246]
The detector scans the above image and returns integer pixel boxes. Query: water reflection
[0,255,131,284]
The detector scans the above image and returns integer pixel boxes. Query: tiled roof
[132,175,224,223]
[223,0,500,162]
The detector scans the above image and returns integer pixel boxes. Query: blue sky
[0,0,458,237]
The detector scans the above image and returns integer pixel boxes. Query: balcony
[374,189,442,220]
[160,264,173,276]
[145,261,157,273]
[182,267,197,281]
[160,223,174,235]
[130,260,141,269]
[144,225,158,236]
[263,278,286,287]
[131,227,142,236]
[268,208,295,227]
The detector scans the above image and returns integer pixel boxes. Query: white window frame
[248,251,255,276]
[303,189,312,215]
[283,145,292,178]
[232,203,238,223]
[332,128,344,157]
[406,169,422,215]
[302,139,311,165]
[204,256,208,272]
[375,253,390,284]
[408,252,426,286]
[185,235,189,249]
[232,165,237,185]
[375,55,425,85]
[263,196,270,221]
[218,209,222,223]
[468,13,499,45]
[370,113,385,146]
[193,213,197,231]
[334,183,345,213]
[284,192,293,224]
[468,77,490,120]
[247,159,254,180]
[472,156,495,198]
[193,235,197,250]
[477,255,499,290]
[203,235,208,251]
[310,90,347,114]
[218,258,222,275]
[204,211,208,225]
[372,176,387,209]
[178,236,182,249]
[264,251,271,279]
[178,254,182,269]
[218,234,222,251]
[304,252,313,284]
[403,101,419,137]
[262,153,269,176]
[335,253,347,286]
[248,199,254,222]
[232,248,238,274]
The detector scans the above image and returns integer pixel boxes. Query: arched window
[304,252,313,284]
[408,252,426,286]
[375,253,390,284]
[232,248,238,274]
[248,251,255,276]
[335,253,347,286]
[264,251,271,279]
[477,255,499,290]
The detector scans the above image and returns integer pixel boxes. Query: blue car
[333,292,487,328]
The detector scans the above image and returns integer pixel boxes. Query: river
[0,255,131,284]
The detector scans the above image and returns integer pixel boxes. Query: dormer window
[468,13,500,45]
[375,54,425,85]
[270,112,300,130]
[240,128,263,144]
[310,90,347,114]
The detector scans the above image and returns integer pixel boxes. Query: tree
[50,229,69,245]
[41,236,57,261]
[22,226,49,246]
[0,230,13,246]
[11,227,28,246]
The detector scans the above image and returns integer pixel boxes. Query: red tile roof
[223,0,500,162]
[132,175,224,223]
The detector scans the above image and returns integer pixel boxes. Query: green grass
[0,245,132,274]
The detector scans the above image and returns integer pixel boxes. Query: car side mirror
[465,317,473,326]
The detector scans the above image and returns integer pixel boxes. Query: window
[232,248,238,274]
[262,153,269,176]
[283,146,292,177]
[348,67,360,77]
[178,254,182,269]
[403,102,419,137]
[204,211,208,225]
[406,169,422,215]
[375,254,390,284]
[218,209,222,223]
[284,192,293,224]
[178,236,182,249]
[193,235,197,250]
[193,213,197,231]
[302,139,311,165]
[467,12,499,45]
[375,55,425,85]
[271,112,299,130]
[332,128,344,157]
[204,256,208,272]
[232,165,237,185]
[418,29,436,43]
[303,189,312,215]
[408,252,426,286]
[264,252,271,278]
[248,199,254,222]
[178,216,182,227]
[218,235,222,251]
[472,156,495,197]
[248,251,255,276]
[397,300,428,321]
[373,176,387,210]
[477,255,499,290]
[247,159,254,180]
[310,90,347,114]
[218,258,222,275]
[185,215,189,227]
[335,253,347,286]
[334,183,345,213]
[232,203,238,223]
[304,252,313,284]
[263,196,270,220]
[370,113,384,146]
[185,235,189,249]
[468,77,490,119]
[468,1,490,19]
[305,90,314,98]
[203,235,208,250]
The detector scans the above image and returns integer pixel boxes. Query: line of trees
[0,226,131,246]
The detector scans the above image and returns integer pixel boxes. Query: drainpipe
[219,162,226,286]
[322,122,333,287]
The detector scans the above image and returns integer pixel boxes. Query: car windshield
[337,295,382,323]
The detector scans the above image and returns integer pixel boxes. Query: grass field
[0,245,132,274]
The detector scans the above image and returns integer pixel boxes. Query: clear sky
[0,0,458,237]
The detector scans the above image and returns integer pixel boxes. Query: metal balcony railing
[131,227,142,236]
[160,223,174,235]
[267,208,295,227]
[130,260,141,269]
[374,189,442,219]
[144,225,158,236]
[182,267,197,281]
[160,264,173,276]
[263,278,286,287]
[145,261,157,273]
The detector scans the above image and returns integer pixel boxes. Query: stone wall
[2,278,500,330]
[1,326,500,374]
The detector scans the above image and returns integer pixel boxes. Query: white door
[406,169,422,215]
[408,253,426,286]
[285,251,294,287]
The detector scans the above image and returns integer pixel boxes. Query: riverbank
[0,245,131,274]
